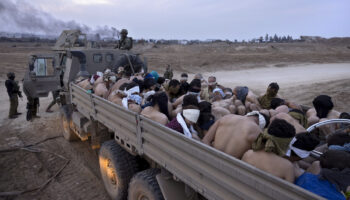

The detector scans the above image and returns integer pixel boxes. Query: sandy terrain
[0,41,349,199]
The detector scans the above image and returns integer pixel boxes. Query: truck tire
[99,140,139,200]
[61,115,78,141]
[128,169,164,200]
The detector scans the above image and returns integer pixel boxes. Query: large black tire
[99,140,139,200]
[128,169,164,200]
[61,115,79,141]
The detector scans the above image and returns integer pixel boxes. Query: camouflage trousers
[26,97,39,121]
[9,95,18,117]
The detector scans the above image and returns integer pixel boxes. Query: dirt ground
[0,41,349,200]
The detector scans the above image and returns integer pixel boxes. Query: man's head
[180,73,188,83]
[182,94,200,108]
[7,72,15,80]
[252,118,295,156]
[320,150,350,170]
[116,66,124,77]
[150,92,169,119]
[270,98,286,109]
[223,88,233,99]
[340,112,350,119]
[327,132,350,146]
[144,77,156,91]
[208,76,217,89]
[212,88,225,101]
[194,73,203,80]
[182,94,200,125]
[168,79,180,95]
[312,95,334,119]
[157,77,165,85]
[189,79,201,93]
[268,118,296,138]
[286,132,320,160]
[246,111,270,129]
[120,29,128,39]
[126,82,142,105]
[267,82,279,97]
[199,101,212,113]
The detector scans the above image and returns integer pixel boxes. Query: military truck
[23,30,329,200]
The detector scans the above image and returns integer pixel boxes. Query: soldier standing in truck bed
[115,29,133,50]
[5,72,23,119]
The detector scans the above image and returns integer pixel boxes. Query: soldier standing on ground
[115,29,133,50]
[163,65,173,80]
[46,90,60,113]
[5,72,22,119]
[26,96,40,121]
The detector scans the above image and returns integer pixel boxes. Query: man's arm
[202,120,220,146]
[284,161,296,183]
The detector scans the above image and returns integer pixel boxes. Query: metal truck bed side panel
[70,83,323,200]
[140,116,322,200]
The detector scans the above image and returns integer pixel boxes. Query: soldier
[115,29,133,50]
[163,65,173,80]
[46,90,60,113]
[5,72,23,119]
[26,96,40,121]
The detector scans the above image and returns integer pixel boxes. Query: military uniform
[26,96,40,121]
[5,72,22,118]
[46,90,60,112]
[115,29,133,50]
[163,66,173,80]
[118,37,133,50]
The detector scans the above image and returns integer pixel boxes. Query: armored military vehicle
[22,30,331,200]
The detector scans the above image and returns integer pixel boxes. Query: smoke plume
[0,0,119,39]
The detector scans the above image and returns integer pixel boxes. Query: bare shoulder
[328,110,340,118]
[306,108,316,115]
[140,106,151,115]
[241,149,254,161]
[156,112,169,125]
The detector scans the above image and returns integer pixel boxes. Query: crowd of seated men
[75,66,350,200]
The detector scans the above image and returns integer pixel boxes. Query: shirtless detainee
[141,92,170,125]
[242,119,296,182]
[307,95,340,140]
[202,111,269,159]
[258,82,280,109]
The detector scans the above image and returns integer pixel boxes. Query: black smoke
[0,0,119,39]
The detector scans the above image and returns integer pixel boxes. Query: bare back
[242,150,295,182]
[204,115,261,159]
[271,112,306,134]
[141,106,169,125]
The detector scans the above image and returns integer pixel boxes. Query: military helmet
[7,72,15,79]
[120,29,128,35]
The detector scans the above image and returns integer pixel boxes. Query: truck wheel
[99,140,139,200]
[128,169,164,200]
[61,115,78,141]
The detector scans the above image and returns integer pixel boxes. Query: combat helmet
[120,29,128,35]
[7,72,15,79]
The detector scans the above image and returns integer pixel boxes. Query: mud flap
[156,170,196,200]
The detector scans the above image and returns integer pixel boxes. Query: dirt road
[203,63,350,92]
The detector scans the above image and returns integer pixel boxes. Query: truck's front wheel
[128,169,164,200]
[99,140,139,200]
[61,115,78,141]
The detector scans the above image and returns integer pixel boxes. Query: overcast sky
[1,0,349,40]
